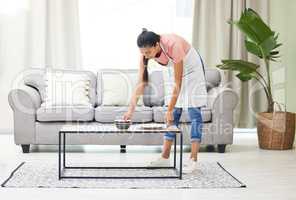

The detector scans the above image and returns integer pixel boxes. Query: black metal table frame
[58,130,183,180]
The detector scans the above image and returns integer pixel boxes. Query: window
[79,0,193,72]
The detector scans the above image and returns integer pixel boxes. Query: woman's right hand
[123,110,133,121]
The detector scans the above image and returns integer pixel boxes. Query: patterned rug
[1,162,246,189]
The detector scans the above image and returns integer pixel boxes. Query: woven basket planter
[257,111,296,150]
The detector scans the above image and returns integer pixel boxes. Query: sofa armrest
[207,87,239,112]
[207,87,239,144]
[8,85,41,112]
[8,85,41,145]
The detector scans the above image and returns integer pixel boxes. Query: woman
[123,29,207,173]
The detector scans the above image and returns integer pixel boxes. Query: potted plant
[216,8,295,150]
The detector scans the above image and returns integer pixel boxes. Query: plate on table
[140,124,166,130]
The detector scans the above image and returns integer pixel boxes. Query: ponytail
[143,57,149,83]
[138,28,159,84]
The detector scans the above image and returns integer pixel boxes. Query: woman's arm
[167,61,183,112]
[165,61,183,125]
[127,57,146,113]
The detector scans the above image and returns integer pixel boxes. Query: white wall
[270,0,296,113]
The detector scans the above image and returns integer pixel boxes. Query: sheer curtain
[0,0,81,132]
[26,0,82,69]
[192,0,270,128]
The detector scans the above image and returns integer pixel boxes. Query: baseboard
[0,128,13,135]
[234,128,257,134]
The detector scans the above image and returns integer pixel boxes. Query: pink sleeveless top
[154,34,191,65]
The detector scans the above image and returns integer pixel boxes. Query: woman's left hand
[165,110,174,127]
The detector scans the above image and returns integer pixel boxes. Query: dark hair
[137,28,160,48]
[142,57,149,83]
[137,28,160,83]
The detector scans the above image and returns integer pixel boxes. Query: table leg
[63,133,66,168]
[179,131,183,179]
[173,134,177,168]
[58,132,61,180]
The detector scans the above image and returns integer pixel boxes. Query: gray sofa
[8,68,238,153]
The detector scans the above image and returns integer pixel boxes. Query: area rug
[1,162,246,189]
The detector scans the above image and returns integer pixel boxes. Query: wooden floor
[0,132,296,200]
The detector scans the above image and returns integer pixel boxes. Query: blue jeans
[164,107,203,143]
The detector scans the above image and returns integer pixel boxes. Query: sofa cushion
[23,68,97,106]
[205,68,221,91]
[95,106,153,123]
[37,105,94,122]
[153,106,212,123]
[143,70,165,107]
[42,68,92,107]
[97,69,145,106]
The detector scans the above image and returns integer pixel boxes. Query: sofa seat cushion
[37,105,94,122]
[95,106,153,123]
[153,106,212,123]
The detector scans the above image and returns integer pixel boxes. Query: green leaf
[233,8,274,44]
[231,8,282,61]
[260,34,277,57]
[217,60,260,74]
[270,51,279,55]
[236,72,256,81]
[233,21,261,44]
[273,43,282,50]
[245,39,263,58]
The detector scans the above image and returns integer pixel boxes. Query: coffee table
[58,124,183,180]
